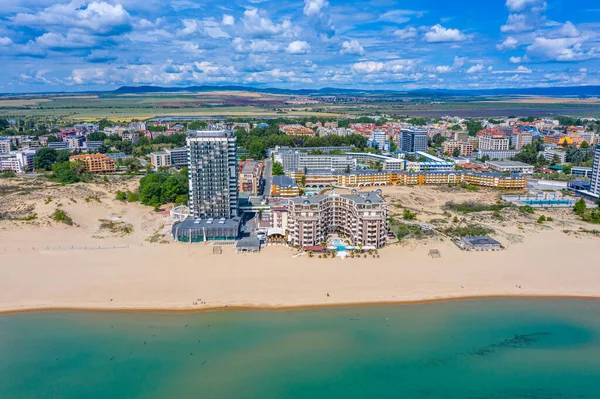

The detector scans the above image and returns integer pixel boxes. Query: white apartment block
[478,135,510,151]
[287,191,388,249]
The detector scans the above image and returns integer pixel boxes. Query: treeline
[235,125,368,159]
[138,169,188,208]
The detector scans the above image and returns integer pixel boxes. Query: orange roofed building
[70,153,117,173]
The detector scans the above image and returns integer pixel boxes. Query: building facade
[69,153,116,173]
[591,146,600,196]
[187,130,238,219]
[400,128,428,153]
[239,161,264,195]
[287,191,388,249]
[478,135,510,151]
[511,131,533,150]
[271,175,301,197]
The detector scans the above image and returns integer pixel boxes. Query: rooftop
[187,130,234,139]
[485,160,533,167]
[272,175,298,188]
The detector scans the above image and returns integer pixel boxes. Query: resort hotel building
[287,190,388,250]
[172,130,241,242]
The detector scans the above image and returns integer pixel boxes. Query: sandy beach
[1,177,599,314]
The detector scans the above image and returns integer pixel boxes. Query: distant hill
[112,85,600,97]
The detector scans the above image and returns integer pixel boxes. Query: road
[262,158,272,198]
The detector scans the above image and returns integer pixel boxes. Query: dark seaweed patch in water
[470,332,550,356]
[422,333,550,366]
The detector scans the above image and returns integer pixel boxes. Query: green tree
[580,141,590,149]
[452,147,461,157]
[51,161,86,184]
[574,198,587,216]
[56,150,71,164]
[86,132,107,142]
[248,139,266,160]
[188,121,208,130]
[46,135,59,143]
[272,161,284,176]
[33,147,58,170]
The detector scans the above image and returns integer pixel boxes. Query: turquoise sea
[1,299,600,399]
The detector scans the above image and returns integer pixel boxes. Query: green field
[1,92,599,122]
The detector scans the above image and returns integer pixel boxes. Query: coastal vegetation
[444,201,508,214]
[50,209,73,226]
[442,224,495,237]
[138,169,188,208]
[573,198,600,224]
[98,219,133,236]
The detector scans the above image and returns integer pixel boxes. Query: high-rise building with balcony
[591,146,600,196]
[400,127,428,153]
[187,130,238,219]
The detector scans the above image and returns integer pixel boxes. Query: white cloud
[424,24,466,42]
[0,37,13,46]
[526,36,597,62]
[222,14,235,26]
[340,39,364,56]
[493,66,533,74]
[303,0,334,37]
[505,0,546,13]
[466,64,485,74]
[352,59,415,74]
[435,65,451,73]
[379,10,423,23]
[496,36,518,50]
[352,61,384,73]
[559,21,579,38]
[303,0,328,17]
[13,1,132,35]
[394,27,417,40]
[242,8,293,37]
[286,40,310,54]
[509,56,522,63]
[232,37,280,53]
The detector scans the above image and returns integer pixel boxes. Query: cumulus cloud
[352,59,415,74]
[424,24,466,42]
[505,0,546,13]
[242,8,293,37]
[501,0,546,32]
[286,40,310,54]
[394,27,417,40]
[222,14,235,26]
[232,37,280,53]
[509,56,522,63]
[340,39,364,56]
[526,36,597,62]
[0,37,13,46]
[496,36,518,51]
[466,64,485,74]
[303,0,334,37]
[13,1,132,35]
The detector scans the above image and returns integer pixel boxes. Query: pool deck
[502,195,575,208]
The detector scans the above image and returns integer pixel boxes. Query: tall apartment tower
[187,130,238,219]
[591,146,600,196]
[400,128,428,152]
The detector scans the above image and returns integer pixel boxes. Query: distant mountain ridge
[113,85,600,97]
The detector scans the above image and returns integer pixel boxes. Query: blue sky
[0,0,599,92]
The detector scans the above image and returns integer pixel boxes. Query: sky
[0,0,599,93]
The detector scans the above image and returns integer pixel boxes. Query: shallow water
[1,299,600,399]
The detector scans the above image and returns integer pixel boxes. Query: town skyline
[1,0,599,93]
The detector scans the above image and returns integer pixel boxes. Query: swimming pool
[331,239,352,251]
[521,199,574,206]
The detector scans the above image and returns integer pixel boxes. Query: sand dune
[1,179,599,313]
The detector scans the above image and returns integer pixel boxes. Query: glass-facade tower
[187,131,238,219]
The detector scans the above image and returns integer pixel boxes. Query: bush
[51,209,73,225]
[444,201,508,214]
[402,209,417,220]
[537,215,546,224]
[443,224,494,237]
[0,170,16,178]
[518,205,535,214]
[116,191,127,201]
